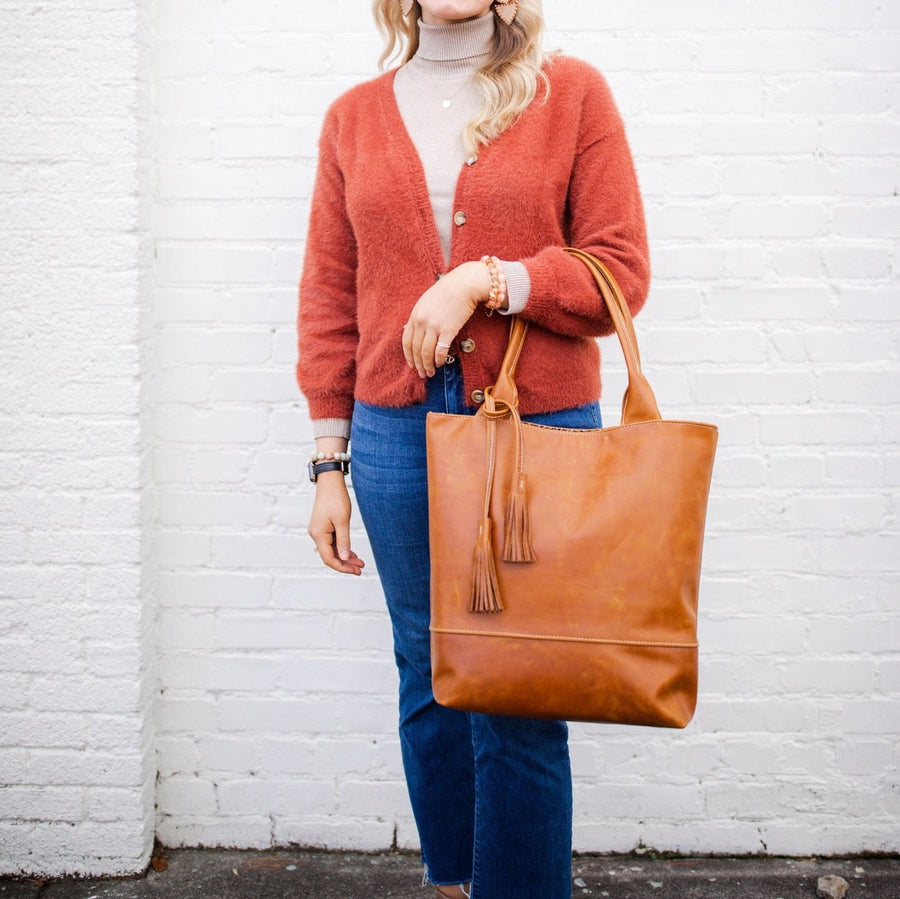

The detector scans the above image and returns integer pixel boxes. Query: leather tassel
[469,518,503,613]
[502,473,536,563]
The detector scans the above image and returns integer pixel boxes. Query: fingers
[402,320,454,378]
[419,332,438,378]
[434,339,453,368]
[311,528,365,575]
[402,320,431,378]
[401,320,415,370]
[332,517,353,564]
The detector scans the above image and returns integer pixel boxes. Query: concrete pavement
[2,850,898,898]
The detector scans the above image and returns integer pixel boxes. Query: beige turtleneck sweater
[313,10,530,439]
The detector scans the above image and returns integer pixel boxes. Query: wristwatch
[308,458,350,483]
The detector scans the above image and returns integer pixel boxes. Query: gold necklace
[427,72,472,109]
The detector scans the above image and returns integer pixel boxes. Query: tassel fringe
[468,518,503,613]
[502,474,537,563]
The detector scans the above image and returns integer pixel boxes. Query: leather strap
[486,317,527,414]
[485,248,661,425]
[563,248,660,424]
[308,459,348,482]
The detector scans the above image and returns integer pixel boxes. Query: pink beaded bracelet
[481,255,507,316]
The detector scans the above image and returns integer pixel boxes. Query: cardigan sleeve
[296,105,359,421]
[517,68,650,338]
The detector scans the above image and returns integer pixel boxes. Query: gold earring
[400,0,414,16]
[493,0,518,25]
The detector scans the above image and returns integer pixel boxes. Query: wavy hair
[372,1,550,156]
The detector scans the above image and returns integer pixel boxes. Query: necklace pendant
[442,99,452,108]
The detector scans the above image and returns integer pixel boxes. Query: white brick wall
[1,0,897,874]
[0,0,155,878]
[151,0,899,858]
[151,0,397,855]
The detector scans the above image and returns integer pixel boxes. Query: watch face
[307,461,317,482]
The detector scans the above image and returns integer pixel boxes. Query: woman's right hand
[308,472,366,576]
[402,260,491,378]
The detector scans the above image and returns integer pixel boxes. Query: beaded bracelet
[307,450,351,483]
[480,255,507,316]
[309,450,351,463]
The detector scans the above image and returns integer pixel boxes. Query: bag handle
[488,248,660,425]
[483,316,527,415]
[465,249,661,614]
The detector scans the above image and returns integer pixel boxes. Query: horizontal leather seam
[427,412,718,435]
[431,626,698,649]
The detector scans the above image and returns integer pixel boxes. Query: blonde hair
[372,1,550,156]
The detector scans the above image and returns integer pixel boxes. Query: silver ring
[436,342,452,350]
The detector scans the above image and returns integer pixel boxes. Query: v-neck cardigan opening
[382,67,475,278]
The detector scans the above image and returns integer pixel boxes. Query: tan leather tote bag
[425,248,718,727]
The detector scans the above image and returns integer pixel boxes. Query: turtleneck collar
[414,9,495,66]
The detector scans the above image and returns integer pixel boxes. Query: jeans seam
[469,712,481,898]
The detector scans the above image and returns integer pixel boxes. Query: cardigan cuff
[497,260,531,316]
[312,417,352,441]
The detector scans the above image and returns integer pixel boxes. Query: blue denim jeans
[350,358,601,898]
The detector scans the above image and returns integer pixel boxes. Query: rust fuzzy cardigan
[297,55,650,421]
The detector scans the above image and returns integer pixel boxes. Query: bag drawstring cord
[468,393,536,614]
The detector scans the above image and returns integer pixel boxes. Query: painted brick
[706,286,832,321]
[155,697,218,735]
[155,737,202,778]
[760,411,880,446]
[782,494,888,531]
[156,815,273,850]
[157,329,273,366]
[153,407,269,444]
[336,780,411,818]
[156,571,271,609]
[824,453,884,485]
[155,778,217,817]
[270,818,396,853]
[258,737,316,775]
[197,735,261,774]
[158,653,279,692]
[839,701,899,735]
[216,778,335,816]
[26,675,140,717]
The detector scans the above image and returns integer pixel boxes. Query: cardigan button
[453,210,468,226]
[460,338,476,353]
[471,389,485,404]
[466,155,478,166]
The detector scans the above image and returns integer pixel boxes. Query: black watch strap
[308,459,350,483]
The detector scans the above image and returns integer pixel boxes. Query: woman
[297,1,649,895]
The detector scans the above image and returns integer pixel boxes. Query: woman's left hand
[402,261,491,378]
